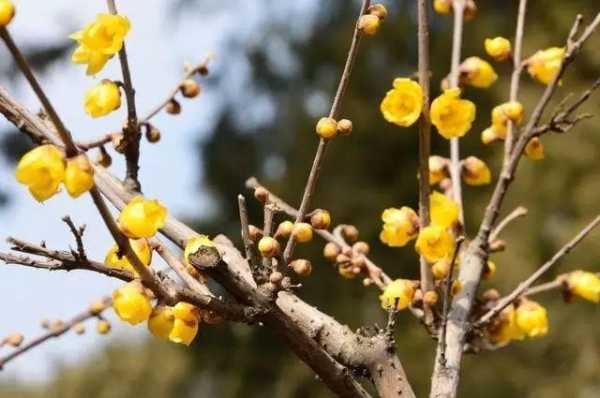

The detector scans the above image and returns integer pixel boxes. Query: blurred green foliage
[2,0,600,396]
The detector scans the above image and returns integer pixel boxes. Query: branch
[488,206,528,243]
[476,214,600,327]
[282,0,371,263]
[106,0,141,191]
[0,297,111,369]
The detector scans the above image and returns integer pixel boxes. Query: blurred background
[0,0,599,397]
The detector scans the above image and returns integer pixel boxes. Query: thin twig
[106,0,141,191]
[62,216,87,261]
[448,0,466,226]
[282,0,371,263]
[476,214,600,327]
[238,195,259,268]
[0,297,112,370]
[488,206,528,243]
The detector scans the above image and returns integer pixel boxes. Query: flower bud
[352,241,370,255]
[433,0,451,14]
[483,260,497,280]
[96,146,112,168]
[363,278,373,287]
[462,156,492,186]
[464,0,477,21]
[342,225,359,243]
[275,220,294,239]
[258,236,280,258]
[84,80,121,118]
[5,333,23,347]
[146,126,161,143]
[111,133,127,153]
[90,300,107,315]
[336,118,353,136]
[481,126,504,145]
[524,137,544,160]
[515,300,548,338]
[429,155,449,185]
[323,242,341,262]
[248,225,263,241]
[310,209,331,230]
[451,280,463,296]
[423,291,439,307]
[432,259,451,280]
[489,239,506,252]
[269,271,284,284]
[292,222,313,243]
[485,37,512,62]
[367,4,388,20]
[336,253,351,265]
[254,187,269,203]
[291,259,313,276]
[74,323,86,335]
[315,117,338,139]
[96,320,111,335]
[338,264,356,279]
[166,99,182,115]
[358,14,380,36]
[148,305,175,339]
[461,57,498,89]
[180,79,202,98]
[482,288,501,302]
[40,319,50,329]
[198,64,209,76]
[0,0,15,27]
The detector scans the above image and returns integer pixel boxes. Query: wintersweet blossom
[15,145,65,202]
[64,155,94,198]
[380,78,424,127]
[485,37,512,62]
[515,300,549,338]
[527,47,565,85]
[379,279,415,311]
[415,225,455,263]
[84,81,121,118]
[461,57,498,88]
[524,137,544,160]
[462,156,492,186]
[430,191,459,228]
[431,88,476,139]
[104,238,152,275]
[568,271,600,303]
[380,207,419,247]
[118,196,167,238]
[112,282,152,325]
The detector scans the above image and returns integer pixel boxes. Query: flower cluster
[488,300,549,344]
[15,145,94,202]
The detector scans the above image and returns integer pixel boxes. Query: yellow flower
[461,57,498,88]
[462,156,492,186]
[415,225,455,263]
[379,207,419,247]
[184,235,214,267]
[527,47,565,85]
[118,195,167,238]
[485,37,512,62]
[64,155,94,198]
[379,279,415,311]
[488,304,524,344]
[380,78,424,127]
[568,271,600,303]
[112,282,152,325]
[515,300,549,338]
[430,191,459,228]
[358,14,380,36]
[84,81,121,118]
[148,305,175,338]
[483,260,496,280]
[169,302,200,346]
[524,137,544,160]
[105,238,152,275]
[0,0,15,27]
[70,14,131,75]
[431,88,476,139]
[15,145,65,202]
[428,156,448,185]
[433,0,451,14]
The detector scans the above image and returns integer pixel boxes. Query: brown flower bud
[351,256,366,269]
[336,118,353,136]
[292,222,313,243]
[291,259,313,276]
[74,323,86,335]
[338,264,356,279]
[352,241,370,255]
[310,209,331,230]
[96,146,112,168]
[40,319,50,329]
[166,99,182,115]
[50,320,65,332]
[342,225,359,243]
[145,126,161,143]
[336,253,351,265]
[90,300,106,315]
[323,242,341,262]
[258,237,280,258]
[111,133,126,154]
[254,187,269,203]
[464,0,477,21]
[248,225,263,241]
[423,291,439,306]
[489,239,506,252]
[180,79,202,98]
[482,288,500,302]
[269,271,284,284]
[197,64,209,76]
[367,4,388,20]
[5,333,24,347]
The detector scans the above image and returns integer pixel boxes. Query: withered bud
[482,288,501,302]
[111,133,127,154]
[5,333,24,347]
[89,300,106,315]
[310,209,331,230]
[352,241,370,255]
[342,225,359,243]
[96,146,112,168]
[367,4,388,20]
[258,237,280,258]
[464,0,477,21]
[336,118,353,136]
[336,253,351,265]
[423,291,439,307]
[180,79,202,98]
[166,99,182,115]
[291,259,313,277]
[275,221,294,239]
[145,126,161,143]
[489,239,506,252]
[197,64,209,76]
[40,319,51,329]
[269,271,284,284]
[74,323,86,335]
[248,225,263,241]
[254,187,269,203]
[323,242,341,262]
